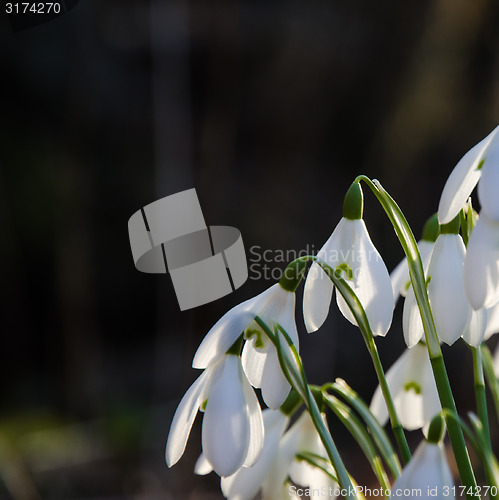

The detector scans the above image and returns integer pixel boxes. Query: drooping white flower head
[304,183,393,336]
[219,409,290,500]
[403,223,472,347]
[370,344,441,431]
[438,125,499,225]
[193,282,300,409]
[463,213,499,310]
[390,438,454,499]
[166,354,264,477]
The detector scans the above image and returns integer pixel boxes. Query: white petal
[334,220,394,336]
[478,137,499,221]
[462,308,487,347]
[260,345,291,409]
[202,356,250,477]
[165,369,210,467]
[402,285,425,348]
[484,301,499,340]
[193,285,283,369]
[464,213,499,309]
[428,235,471,345]
[437,127,499,224]
[194,453,213,475]
[391,441,453,494]
[221,410,288,500]
[303,262,334,333]
[241,338,267,388]
[242,371,264,467]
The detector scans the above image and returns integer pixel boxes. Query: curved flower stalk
[403,218,471,347]
[370,344,441,431]
[391,214,439,304]
[166,352,264,477]
[193,281,301,409]
[438,125,499,225]
[303,182,393,336]
[390,416,454,499]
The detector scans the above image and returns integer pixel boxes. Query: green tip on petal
[427,413,445,444]
[279,258,308,292]
[225,334,244,356]
[280,389,302,416]
[421,213,440,242]
[343,182,364,220]
[439,214,460,235]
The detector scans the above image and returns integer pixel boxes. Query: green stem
[322,392,391,489]
[471,346,491,451]
[254,316,360,499]
[314,258,411,464]
[481,345,499,425]
[357,176,478,498]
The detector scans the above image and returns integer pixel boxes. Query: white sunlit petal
[241,339,267,388]
[303,262,334,333]
[464,213,499,310]
[194,453,213,475]
[221,410,288,500]
[484,301,499,340]
[478,136,499,222]
[165,368,210,467]
[462,308,487,347]
[193,284,286,369]
[402,285,425,348]
[202,356,250,477]
[260,345,291,409]
[438,130,496,224]
[391,442,453,495]
[428,235,471,345]
[335,220,393,336]
[242,370,264,467]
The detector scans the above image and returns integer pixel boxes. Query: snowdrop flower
[370,344,440,431]
[403,217,472,347]
[219,408,290,500]
[463,213,499,310]
[390,214,439,304]
[193,274,303,409]
[462,308,487,347]
[438,125,499,225]
[390,416,454,499]
[304,182,393,336]
[166,352,264,477]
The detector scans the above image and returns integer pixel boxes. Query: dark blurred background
[1,0,499,498]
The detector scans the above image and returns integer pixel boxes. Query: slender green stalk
[322,392,391,489]
[471,346,491,451]
[254,316,361,499]
[481,345,499,424]
[314,259,411,464]
[357,176,478,497]
[325,379,401,478]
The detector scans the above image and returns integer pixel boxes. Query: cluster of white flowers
[165,126,499,499]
